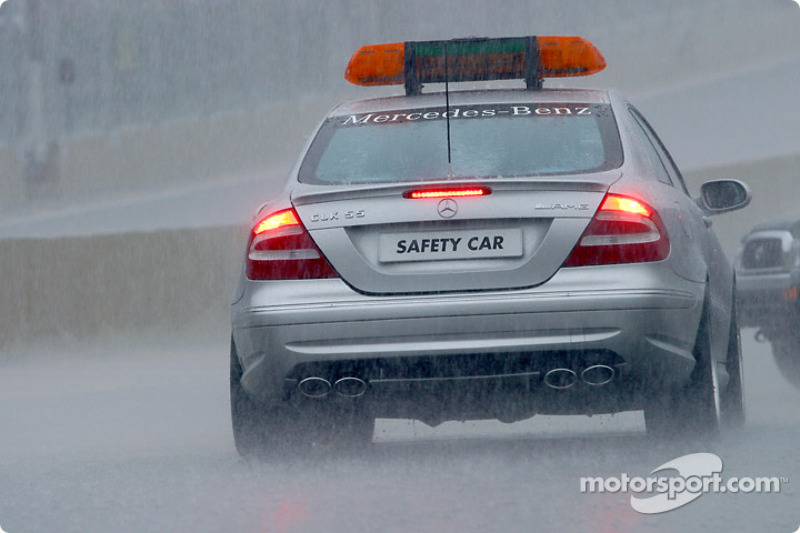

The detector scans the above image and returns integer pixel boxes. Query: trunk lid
[292,175,617,294]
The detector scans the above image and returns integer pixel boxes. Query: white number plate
[378,228,523,263]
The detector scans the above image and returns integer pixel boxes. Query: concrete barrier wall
[0,225,248,347]
[1,153,798,347]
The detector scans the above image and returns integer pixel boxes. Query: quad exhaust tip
[543,368,578,389]
[543,365,616,389]
[581,364,615,386]
[298,376,368,398]
[298,377,332,398]
[333,377,368,398]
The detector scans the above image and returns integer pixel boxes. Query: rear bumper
[232,263,704,418]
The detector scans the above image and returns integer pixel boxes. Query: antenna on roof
[444,41,453,177]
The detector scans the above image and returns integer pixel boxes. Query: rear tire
[721,295,745,429]
[645,294,721,438]
[230,337,374,458]
[230,338,296,459]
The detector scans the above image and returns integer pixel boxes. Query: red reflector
[405,188,490,199]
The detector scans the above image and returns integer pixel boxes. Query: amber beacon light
[345,36,605,94]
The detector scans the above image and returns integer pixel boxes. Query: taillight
[563,194,670,267]
[246,208,338,280]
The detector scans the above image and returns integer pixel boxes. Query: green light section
[414,37,528,57]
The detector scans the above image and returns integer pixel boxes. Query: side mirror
[698,179,751,215]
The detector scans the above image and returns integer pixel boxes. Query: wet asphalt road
[1,331,798,533]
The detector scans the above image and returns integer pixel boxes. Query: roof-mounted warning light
[345,36,605,95]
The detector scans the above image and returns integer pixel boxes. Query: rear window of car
[299,103,623,184]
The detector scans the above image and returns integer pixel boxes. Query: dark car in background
[737,218,800,387]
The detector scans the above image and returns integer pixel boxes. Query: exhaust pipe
[581,364,615,386]
[543,368,578,389]
[298,377,332,398]
[333,377,368,398]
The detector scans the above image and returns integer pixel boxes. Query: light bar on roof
[345,36,606,94]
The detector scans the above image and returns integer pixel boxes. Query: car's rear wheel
[230,338,292,458]
[771,338,800,389]
[720,295,745,429]
[645,295,721,438]
[230,338,374,458]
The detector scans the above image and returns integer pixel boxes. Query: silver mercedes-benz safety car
[230,36,751,456]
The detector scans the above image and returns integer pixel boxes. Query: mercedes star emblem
[437,198,458,219]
